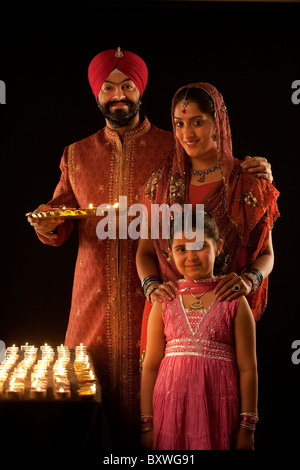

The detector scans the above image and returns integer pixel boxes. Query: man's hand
[241,155,273,182]
[27,204,64,239]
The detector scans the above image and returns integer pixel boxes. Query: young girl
[140,211,258,450]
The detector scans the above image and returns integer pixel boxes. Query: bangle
[240,412,258,431]
[141,275,162,290]
[249,268,263,284]
[145,282,161,303]
[240,411,258,419]
[240,422,256,431]
[140,418,153,423]
[243,269,263,293]
[142,275,162,291]
[141,427,153,433]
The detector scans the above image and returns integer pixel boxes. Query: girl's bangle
[140,417,153,423]
[239,412,258,430]
[240,422,256,431]
[141,427,153,433]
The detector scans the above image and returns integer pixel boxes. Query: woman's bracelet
[141,275,163,302]
[243,269,263,294]
[144,282,162,303]
[142,275,161,290]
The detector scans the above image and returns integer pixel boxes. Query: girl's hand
[150,281,178,303]
[214,273,252,301]
[233,428,255,450]
[140,429,153,449]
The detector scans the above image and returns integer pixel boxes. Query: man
[28,47,272,449]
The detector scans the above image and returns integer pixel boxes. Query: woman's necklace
[187,291,207,312]
[189,163,220,183]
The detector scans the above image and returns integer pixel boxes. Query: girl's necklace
[187,292,207,312]
[189,163,220,183]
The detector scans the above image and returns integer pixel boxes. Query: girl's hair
[172,87,215,119]
[169,210,225,275]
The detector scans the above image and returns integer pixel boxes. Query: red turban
[88,47,148,101]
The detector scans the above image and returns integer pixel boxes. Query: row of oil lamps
[0,343,97,400]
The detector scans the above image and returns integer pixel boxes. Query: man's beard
[98,97,141,128]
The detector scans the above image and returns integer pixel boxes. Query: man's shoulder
[148,123,173,139]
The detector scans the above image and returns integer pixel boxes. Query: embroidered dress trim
[165,338,235,362]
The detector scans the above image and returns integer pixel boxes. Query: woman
[136,83,279,362]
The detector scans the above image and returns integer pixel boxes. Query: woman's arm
[136,238,161,281]
[233,296,258,450]
[136,238,176,302]
[140,301,165,448]
[247,230,274,280]
[215,231,274,301]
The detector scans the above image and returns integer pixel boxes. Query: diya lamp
[30,381,47,399]
[78,383,97,400]
[5,377,24,399]
[55,387,71,399]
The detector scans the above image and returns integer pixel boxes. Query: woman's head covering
[141,82,279,320]
[168,82,234,201]
[88,47,148,100]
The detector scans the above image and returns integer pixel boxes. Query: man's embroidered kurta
[36,117,175,447]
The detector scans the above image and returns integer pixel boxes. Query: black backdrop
[0,0,299,452]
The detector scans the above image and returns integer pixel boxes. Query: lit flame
[113,202,119,208]
[88,203,93,209]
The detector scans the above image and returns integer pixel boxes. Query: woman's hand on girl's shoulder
[150,280,178,303]
[214,273,252,302]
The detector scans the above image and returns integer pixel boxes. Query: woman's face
[174,101,218,160]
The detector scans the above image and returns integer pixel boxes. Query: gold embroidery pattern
[68,143,76,192]
[144,169,162,200]
[243,191,258,207]
[169,173,185,204]
[104,121,151,431]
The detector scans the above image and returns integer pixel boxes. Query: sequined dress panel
[153,291,240,450]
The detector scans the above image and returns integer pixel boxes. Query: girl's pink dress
[153,278,240,450]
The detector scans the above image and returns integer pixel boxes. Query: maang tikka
[181,87,190,113]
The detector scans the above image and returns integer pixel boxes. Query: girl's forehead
[172,231,209,245]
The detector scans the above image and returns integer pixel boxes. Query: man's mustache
[108,99,133,107]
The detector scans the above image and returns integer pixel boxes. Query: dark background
[0,0,299,452]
